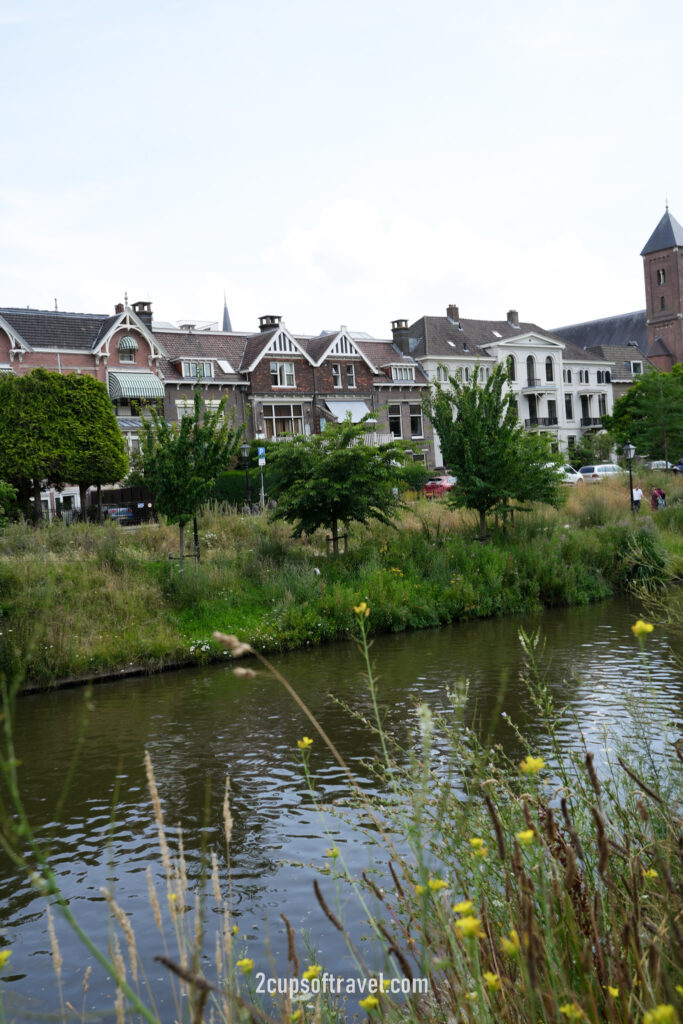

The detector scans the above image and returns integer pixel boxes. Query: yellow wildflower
[559,1003,585,1020]
[483,971,501,991]
[501,928,521,956]
[0,950,10,968]
[232,924,239,935]
[326,847,340,859]
[632,620,654,638]
[642,868,658,879]
[415,884,426,895]
[381,978,391,991]
[469,836,488,858]
[291,1013,302,1023]
[428,877,448,891]
[354,601,370,617]
[454,915,485,939]
[236,957,254,974]
[465,991,478,1001]
[469,837,485,848]
[643,1007,676,1024]
[452,900,473,914]
[302,964,321,981]
[519,755,546,775]
[676,985,683,997]
[516,829,536,846]
[606,986,619,998]
[359,995,379,1010]
[297,736,313,750]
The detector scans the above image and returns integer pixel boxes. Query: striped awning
[117,335,139,351]
[108,371,165,400]
[0,366,13,374]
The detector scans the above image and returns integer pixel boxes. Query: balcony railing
[524,416,558,428]
[267,431,394,447]
[580,416,604,428]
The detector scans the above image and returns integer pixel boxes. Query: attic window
[447,341,456,348]
[392,365,415,382]
[491,330,502,339]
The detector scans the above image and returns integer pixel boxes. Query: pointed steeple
[222,293,232,332]
[640,208,683,256]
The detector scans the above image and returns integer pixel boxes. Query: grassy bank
[0,475,681,687]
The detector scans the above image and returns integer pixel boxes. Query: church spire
[222,293,232,332]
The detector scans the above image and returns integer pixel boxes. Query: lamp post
[240,440,252,507]
[623,441,636,512]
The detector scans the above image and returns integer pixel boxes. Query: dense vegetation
[0,475,680,688]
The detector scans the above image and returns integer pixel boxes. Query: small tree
[140,390,243,558]
[423,364,563,539]
[267,417,405,554]
[603,366,683,464]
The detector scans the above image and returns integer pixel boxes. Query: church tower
[640,207,683,369]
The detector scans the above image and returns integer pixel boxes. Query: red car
[422,475,457,499]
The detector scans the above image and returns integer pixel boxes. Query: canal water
[0,597,681,1019]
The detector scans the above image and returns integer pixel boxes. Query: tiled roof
[153,330,251,379]
[552,310,647,355]
[640,209,683,256]
[410,315,607,364]
[584,344,653,379]
[240,331,278,371]
[0,307,112,351]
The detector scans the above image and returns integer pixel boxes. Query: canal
[0,596,680,1019]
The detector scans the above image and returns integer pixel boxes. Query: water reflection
[0,596,680,1018]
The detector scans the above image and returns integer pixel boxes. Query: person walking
[632,484,643,511]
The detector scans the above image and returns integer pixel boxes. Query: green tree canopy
[603,366,683,464]
[140,389,243,557]
[62,374,129,517]
[267,417,405,554]
[423,364,563,539]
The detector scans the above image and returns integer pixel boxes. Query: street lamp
[240,440,252,507]
[623,441,636,512]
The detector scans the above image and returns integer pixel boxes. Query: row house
[0,301,436,485]
[391,305,615,466]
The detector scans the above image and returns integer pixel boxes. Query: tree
[423,364,563,539]
[603,366,683,465]
[62,374,129,519]
[140,389,243,558]
[267,417,405,555]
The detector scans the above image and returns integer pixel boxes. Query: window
[388,404,402,437]
[463,366,470,382]
[598,394,607,417]
[566,368,572,383]
[631,361,643,375]
[526,355,535,383]
[545,356,554,382]
[262,403,304,437]
[120,349,136,364]
[435,365,448,382]
[507,354,516,381]
[605,370,611,383]
[182,361,213,379]
[568,435,576,450]
[391,365,415,381]
[175,400,194,419]
[657,269,666,285]
[270,361,295,387]
[579,369,589,384]
[409,404,423,438]
[548,399,557,421]
[565,394,574,420]
[345,364,356,387]
[660,296,666,310]
[332,363,341,388]
[596,370,602,383]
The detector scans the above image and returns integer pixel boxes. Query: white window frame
[409,404,423,439]
[270,361,296,388]
[262,402,304,437]
[391,365,415,382]
[331,363,341,388]
[119,349,136,364]
[182,361,213,379]
[345,363,356,388]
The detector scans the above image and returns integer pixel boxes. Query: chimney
[259,314,282,332]
[447,304,459,323]
[507,309,519,328]
[391,319,410,354]
[115,302,124,314]
[132,300,153,329]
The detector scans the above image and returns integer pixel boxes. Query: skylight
[492,330,502,338]
[447,341,456,348]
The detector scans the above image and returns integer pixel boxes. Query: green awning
[117,335,139,351]
[108,371,165,400]
[0,367,13,374]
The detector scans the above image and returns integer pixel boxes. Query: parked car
[577,464,626,483]
[643,460,675,470]
[670,460,683,473]
[106,506,135,524]
[558,465,583,485]
[422,475,457,499]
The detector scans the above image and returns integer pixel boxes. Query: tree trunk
[332,517,339,556]
[32,478,42,526]
[179,521,186,561]
[193,516,200,563]
[479,509,487,541]
[79,483,88,522]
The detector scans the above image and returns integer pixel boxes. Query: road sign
[257,446,266,457]
[258,457,266,467]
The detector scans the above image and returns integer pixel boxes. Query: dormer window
[631,361,642,375]
[182,361,213,379]
[118,335,138,364]
[391,365,415,382]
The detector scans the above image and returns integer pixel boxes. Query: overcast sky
[1,0,679,336]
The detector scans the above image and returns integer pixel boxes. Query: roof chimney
[132,300,153,329]
[115,302,124,314]
[259,314,282,332]
[507,309,519,328]
[447,304,459,323]
[391,319,410,355]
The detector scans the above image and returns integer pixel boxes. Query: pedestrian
[657,487,666,509]
[651,486,659,511]
[632,484,643,511]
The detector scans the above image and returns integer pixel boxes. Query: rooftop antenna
[665,195,669,212]
[54,298,58,311]
[124,291,129,308]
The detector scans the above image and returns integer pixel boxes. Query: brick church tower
[641,207,683,370]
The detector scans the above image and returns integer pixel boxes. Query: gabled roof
[307,328,380,374]
[552,310,647,355]
[584,344,652,379]
[0,307,111,351]
[240,327,314,372]
[409,315,552,358]
[153,330,251,380]
[353,339,430,383]
[648,336,674,358]
[640,209,683,256]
